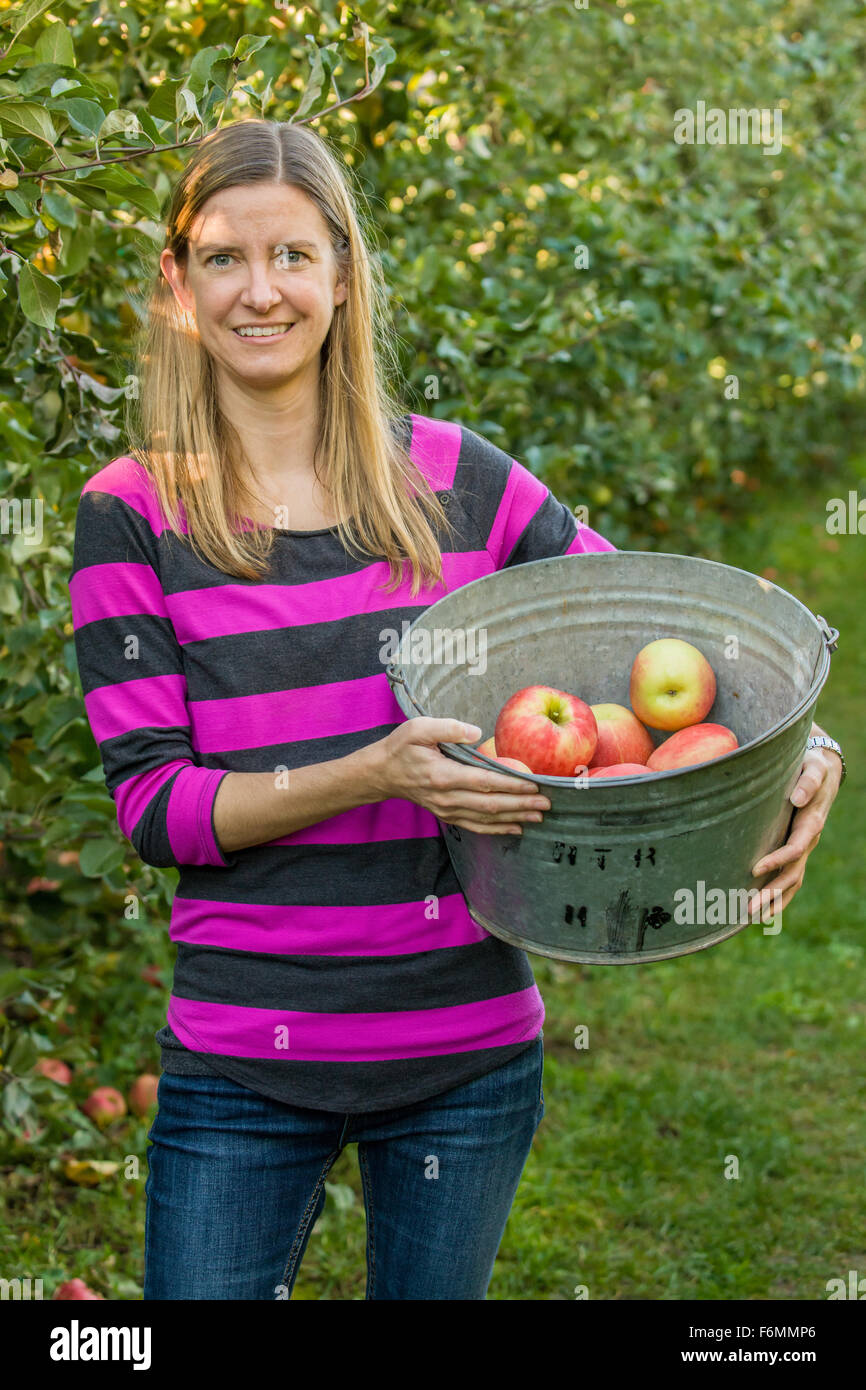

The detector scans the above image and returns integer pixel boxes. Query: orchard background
[0,0,863,1300]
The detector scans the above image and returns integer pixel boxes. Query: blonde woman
[68,119,841,1300]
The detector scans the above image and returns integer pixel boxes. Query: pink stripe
[166,766,229,865]
[169,892,489,956]
[167,984,543,1062]
[167,549,493,645]
[188,672,396,754]
[407,412,462,491]
[264,797,440,846]
[84,672,189,746]
[566,523,617,555]
[82,455,182,536]
[487,459,548,564]
[113,762,181,840]
[69,561,168,627]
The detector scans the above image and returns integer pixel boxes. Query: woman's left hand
[748,738,843,924]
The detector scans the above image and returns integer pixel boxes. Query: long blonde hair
[124,118,456,595]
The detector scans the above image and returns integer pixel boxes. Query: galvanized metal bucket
[386,551,838,964]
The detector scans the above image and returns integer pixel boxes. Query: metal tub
[386,551,837,964]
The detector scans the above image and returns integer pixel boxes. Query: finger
[752,821,821,875]
[443,819,524,836]
[748,867,804,918]
[440,764,544,796]
[437,790,545,818]
[789,750,828,807]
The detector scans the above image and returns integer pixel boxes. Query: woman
[68,119,844,1300]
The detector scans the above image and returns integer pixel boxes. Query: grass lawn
[7,459,863,1301]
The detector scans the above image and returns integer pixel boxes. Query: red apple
[647,722,738,771]
[34,1057,72,1084]
[128,1073,160,1117]
[495,685,597,777]
[475,736,497,758]
[81,1086,127,1128]
[588,762,656,779]
[588,703,654,768]
[492,756,534,775]
[140,965,163,987]
[53,1278,104,1300]
[630,638,716,731]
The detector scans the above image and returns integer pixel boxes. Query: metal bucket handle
[386,661,540,779]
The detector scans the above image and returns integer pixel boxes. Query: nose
[239,261,284,313]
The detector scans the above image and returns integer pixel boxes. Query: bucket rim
[389,549,834,788]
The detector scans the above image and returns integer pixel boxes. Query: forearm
[212,742,387,854]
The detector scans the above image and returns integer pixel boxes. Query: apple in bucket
[647,722,738,771]
[588,703,654,768]
[588,762,656,779]
[630,638,716,731]
[495,685,597,777]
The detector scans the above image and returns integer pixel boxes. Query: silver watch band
[806,735,846,783]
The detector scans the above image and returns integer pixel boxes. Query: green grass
[5,460,864,1300]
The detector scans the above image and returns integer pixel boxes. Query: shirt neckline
[239,516,345,537]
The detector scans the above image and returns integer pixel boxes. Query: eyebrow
[195,240,319,257]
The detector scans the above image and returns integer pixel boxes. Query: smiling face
[159,181,348,393]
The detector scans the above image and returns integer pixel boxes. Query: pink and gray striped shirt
[69,413,615,1111]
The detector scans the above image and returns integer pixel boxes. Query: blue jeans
[143,1034,545,1300]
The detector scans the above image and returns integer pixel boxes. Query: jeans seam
[278,1149,341,1296]
[357,1143,376,1299]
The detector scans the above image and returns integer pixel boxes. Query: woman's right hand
[371,717,552,835]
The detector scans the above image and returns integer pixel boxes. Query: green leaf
[18,260,61,330]
[2,0,55,46]
[0,46,35,76]
[0,100,59,145]
[55,222,94,276]
[232,34,271,63]
[34,20,75,68]
[175,87,200,126]
[4,187,35,218]
[187,45,226,99]
[42,190,77,227]
[79,838,125,877]
[98,109,143,143]
[147,77,184,122]
[57,168,161,220]
[52,97,105,138]
[294,42,340,121]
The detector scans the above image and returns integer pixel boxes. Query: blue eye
[207,253,234,268]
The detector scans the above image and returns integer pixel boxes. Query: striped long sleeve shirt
[68,413,616,1112]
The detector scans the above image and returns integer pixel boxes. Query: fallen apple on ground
[81,1086,127,1128]
[495,685,598,777]
[128,1073,160,1117]
[53,1279,104,1300]
[588,762,656,779]
[629,637,716,731]
[647,722,738,771]
[588,703,654,768]
[34,1057,72,1084]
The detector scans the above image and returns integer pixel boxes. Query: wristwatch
[806,735,846,783]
